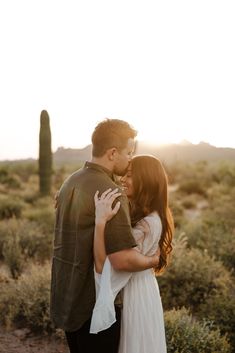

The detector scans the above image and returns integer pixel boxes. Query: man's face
[113,138,135,176]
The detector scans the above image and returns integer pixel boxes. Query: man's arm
[108,248,160,272]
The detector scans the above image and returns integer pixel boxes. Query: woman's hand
[94,188,121,225]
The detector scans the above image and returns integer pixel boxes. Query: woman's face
[120,164,133,198]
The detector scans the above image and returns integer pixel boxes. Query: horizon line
[1,139,235,162]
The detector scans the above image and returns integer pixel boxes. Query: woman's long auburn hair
[129,155,174,274]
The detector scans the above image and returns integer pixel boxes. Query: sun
[134,123,185,147]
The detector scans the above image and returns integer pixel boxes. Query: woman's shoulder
[133,213,162,247]
[144,212,161,225]
[134,212,161,233]
[142,212,162,236]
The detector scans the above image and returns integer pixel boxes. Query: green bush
[197,292,235,350]
[182,217,235,271]
[0,161,38,182]
[0,219,53,263]
[22,190,40,204]
[0,278,20,328]
[0,263,52,332]
[178,179,207,196]
[24,196,55,233]
[0,195,25,220]
[158,236,233,313]
[169,199,184,228]
[158,235,235,351]
[2,235,24,278]
[0,168,21,188]
[207,191,235,230]
[165,307,231,353]
[210,161,235,187]
[181,197,197,209]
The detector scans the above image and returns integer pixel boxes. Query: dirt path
[0,328,69,353]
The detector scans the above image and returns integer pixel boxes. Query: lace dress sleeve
[90,259,131,333]
[132,219,150,253]
[134,214,162,256]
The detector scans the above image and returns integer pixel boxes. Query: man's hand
[151,247,161,267]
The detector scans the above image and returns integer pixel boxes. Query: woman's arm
[94,188,121,273]
[94,222,106,274]
[94,188,160,273]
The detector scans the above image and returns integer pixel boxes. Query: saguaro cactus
[39,110,52,195]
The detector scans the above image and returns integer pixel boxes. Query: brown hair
[130,155,174,274]
[91,118,137,157]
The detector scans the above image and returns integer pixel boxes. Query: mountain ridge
[53,141,235,164]
[1,142,234,164]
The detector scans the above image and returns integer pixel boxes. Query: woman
[90,155,174,353]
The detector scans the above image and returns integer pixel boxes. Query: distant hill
[53,142,235,164]
[54,146,92,164]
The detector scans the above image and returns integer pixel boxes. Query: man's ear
[107,147,117,161]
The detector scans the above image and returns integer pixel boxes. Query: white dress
[90,212,167,353]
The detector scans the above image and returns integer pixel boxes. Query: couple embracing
[50,118,174,353]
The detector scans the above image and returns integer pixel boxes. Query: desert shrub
[19,219,52,261]
[178,179,207,196]
[210,161,235,187]
[167,161,198,184]
[182,217,235,271]
[0,269,10,284]
[5,161,38,182]
[0,168,21,188]
[0,278,21,328]
[169,161,214,188]
[181,195,197,209]
[24,196,55,233]
[158,235,235,350]
[0,219,26,259]
[206,192,235,230]
[53,166,67,190]
[0,219,53,263]
[165,307,231,353]
[22,190,40,204]
[2,235,24,278]
[0,263,52,332]
[169,199,184,228]
[24,206,55,234]
[17,263,52,331]
[197,291,235,350]
[0,195,25,220]
[158,236,233,313]
[0,167,8,179]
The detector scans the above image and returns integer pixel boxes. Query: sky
[0,0,234,160]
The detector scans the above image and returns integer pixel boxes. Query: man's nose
[120,175,126,183]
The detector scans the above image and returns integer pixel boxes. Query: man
[50,118,160,353]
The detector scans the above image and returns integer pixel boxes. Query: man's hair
[91,118,137,157]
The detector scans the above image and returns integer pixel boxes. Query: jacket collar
[84,161,115,180]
